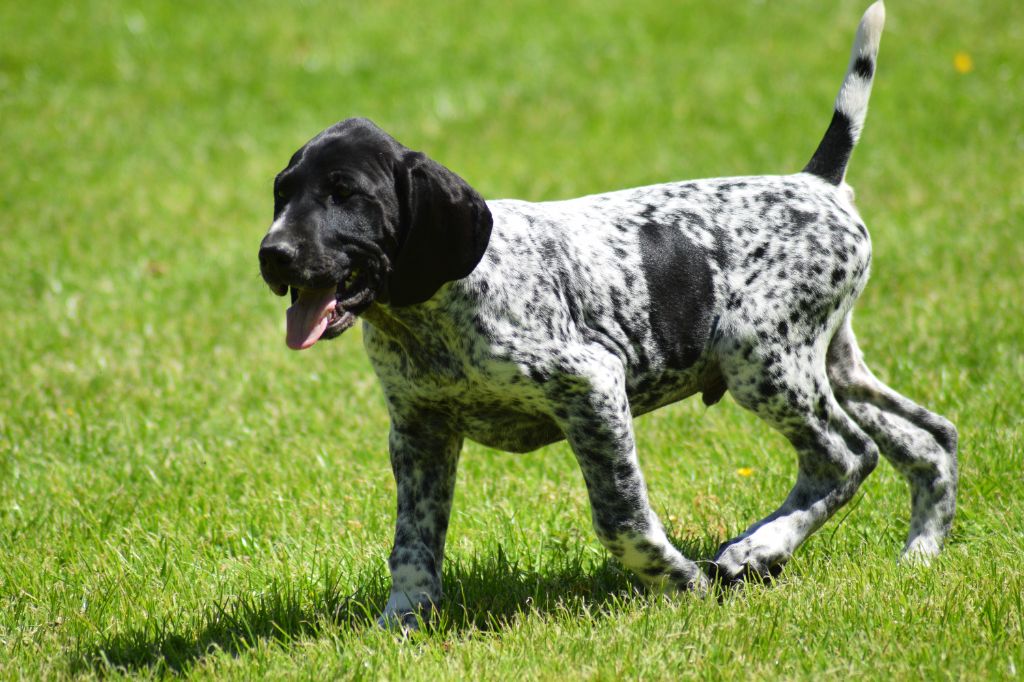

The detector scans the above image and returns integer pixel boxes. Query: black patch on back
[637,222,715,370]
[803,110,855,186]
[853,56,874,80]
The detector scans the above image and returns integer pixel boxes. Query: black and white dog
[259,1,956,628]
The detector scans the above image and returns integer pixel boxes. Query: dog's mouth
[278,268,375,351]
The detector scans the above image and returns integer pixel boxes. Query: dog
[258,1,957,628]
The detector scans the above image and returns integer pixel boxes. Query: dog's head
[258,118,492,350]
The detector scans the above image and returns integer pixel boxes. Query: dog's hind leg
[713,329,880,583]
[826,316,958,559]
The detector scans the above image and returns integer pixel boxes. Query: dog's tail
[803,1,886,185]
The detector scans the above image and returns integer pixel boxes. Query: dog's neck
[360,299,441,355]
[361,302,413,339]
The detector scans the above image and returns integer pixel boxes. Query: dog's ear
[388,151,492,306]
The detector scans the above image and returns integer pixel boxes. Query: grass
[1,0,1022,678]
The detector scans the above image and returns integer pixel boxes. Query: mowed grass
[1,0,1022,678]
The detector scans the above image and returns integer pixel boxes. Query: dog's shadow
[70,537,720,675]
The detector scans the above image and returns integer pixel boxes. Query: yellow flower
[736,467,754,477]
[953,51,974,74]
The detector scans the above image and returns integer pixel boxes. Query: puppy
[259,1,957,628]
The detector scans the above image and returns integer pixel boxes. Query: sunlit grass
[1,0,1021,678]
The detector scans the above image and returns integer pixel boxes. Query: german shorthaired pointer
[258,1,957,628]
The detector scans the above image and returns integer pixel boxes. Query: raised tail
[804,1,886,185]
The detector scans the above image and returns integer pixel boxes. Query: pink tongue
[285,288,337,350]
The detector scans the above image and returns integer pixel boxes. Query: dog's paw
[376,590,435,633]
[671,565,713,596]
[641,564,712,597]
[899,534,942,566]
[376,609,424,633]
[710,537,789,585]
[685,569,712,596]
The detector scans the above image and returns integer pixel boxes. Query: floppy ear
[388,151,492,306]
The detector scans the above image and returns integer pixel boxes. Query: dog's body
[366,173,867,454]
[259,1,957,628]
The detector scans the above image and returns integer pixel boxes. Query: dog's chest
[361,315,562,451]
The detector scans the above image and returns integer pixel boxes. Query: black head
[258,118,492,350]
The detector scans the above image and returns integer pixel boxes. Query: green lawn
[1,0,1022,678]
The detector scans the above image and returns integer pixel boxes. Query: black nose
[259,240,297,275]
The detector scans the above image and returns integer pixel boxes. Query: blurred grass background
[0,0,1021,678]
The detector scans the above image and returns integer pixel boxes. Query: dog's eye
[331,188,355,204]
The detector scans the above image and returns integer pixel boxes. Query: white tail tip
[855,1,886,60]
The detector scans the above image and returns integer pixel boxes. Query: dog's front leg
[377,410,462,630]
[549,352,708,594]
